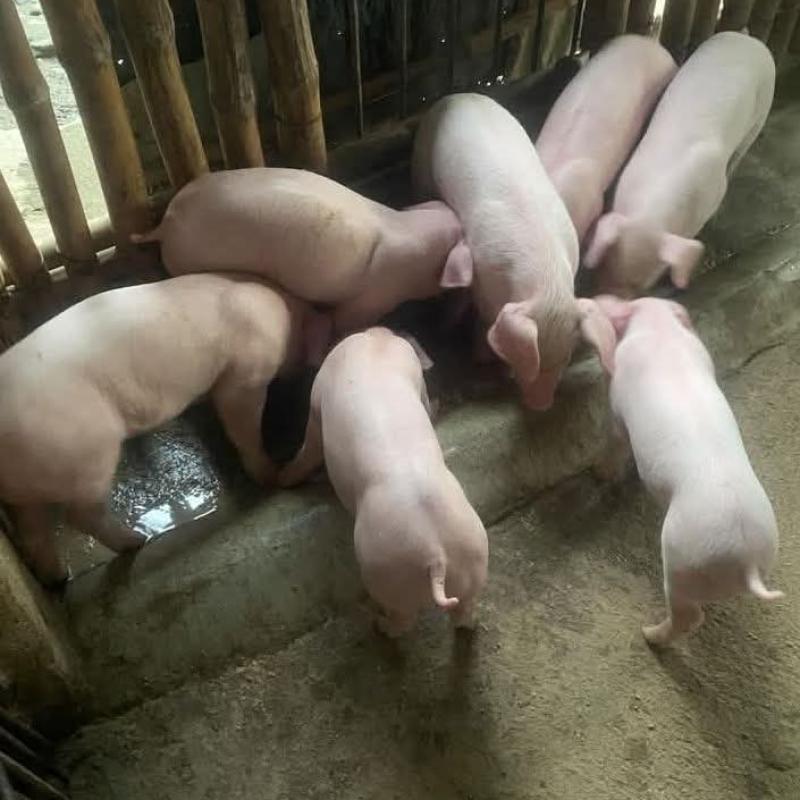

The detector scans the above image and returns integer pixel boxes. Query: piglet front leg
[278,407,324,487]
[212,376,277,485]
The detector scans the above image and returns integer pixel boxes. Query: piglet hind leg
[642,598,705,648]
[450,598,477,630]
[9,504,67,588]
[212,375,277,486]
[375,608,416,638]
[277,407,324,487]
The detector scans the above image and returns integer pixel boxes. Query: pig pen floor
[56,62,800,799]
[61,336,800,800]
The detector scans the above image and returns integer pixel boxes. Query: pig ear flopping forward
[398,332,434,371]
[440,241,474,289]
[486,302,541,380]
[582,212,625,270]
[576,298,616,375]
[659,233,704,290]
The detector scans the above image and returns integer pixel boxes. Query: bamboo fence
[0,0,795,316]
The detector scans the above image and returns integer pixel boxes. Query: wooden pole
[627,0,656,34]
[114,0,208,189]
[660,0,698,60]
[195,0,265,169]
[767,0,800,60]
[717,0,755,31]
[0,0,96,276]
[39,0,151,249]
[582,0,632,51]
[689,0,721,50]
[748,0,782,40]
[0,170,48,290]
[258,0,327,172]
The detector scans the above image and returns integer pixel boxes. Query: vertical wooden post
[0,535,84,728]
[0,170,48,290]
[627,0,656,34]
[258,0,327,172]
[660,0,698,60]
[689,0,721,50]
[767,0,800,60]
[114,0,209,189]
[748,0,782,40]
[582,0,631,52]
[39,0,151,248]
[0,0,96,276]
[195,0,265,169]
[718,0,755,31]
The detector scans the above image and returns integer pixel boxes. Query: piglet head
[584,213,704,295]
[576,298,617,375]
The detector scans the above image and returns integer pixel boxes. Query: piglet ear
[399,332,434,371]
[440,241,473,289]
[486,302,540,378]
[667,300,694,331]
[659,233,703,289]
[576,298,616,375]
[591,294,634,338]
[583,212,624,270]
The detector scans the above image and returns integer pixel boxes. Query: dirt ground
[60,324,800,799]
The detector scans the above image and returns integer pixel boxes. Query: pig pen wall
[0,0,799,745]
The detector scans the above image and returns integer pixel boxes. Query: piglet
[584,32,775,295]
[536,35,676,243]
[0,274,326,585]
[595,296,782,646]
[279,327,488,636]
[412,92,615,410]
[132,168,472,333]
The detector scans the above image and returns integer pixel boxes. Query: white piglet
[279,328,488,636]
[537,34,676,243]
[584,32,775,295]
[413,93,614,410]
[595,296,782,646]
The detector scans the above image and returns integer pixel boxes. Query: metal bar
[492,0,504,78]
[448,0,458,90]
[0,761,14,800]
[572,0,588,52]
[347,0,364,137]
[0,725,52,780]
[400,0,409,116]
[532,0,546,70]
[0,752,66,800]
[0,710,51,757]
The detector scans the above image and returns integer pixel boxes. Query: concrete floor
[61,330,800,800]
[55,60,800,799]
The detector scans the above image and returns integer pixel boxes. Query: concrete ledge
[65,219,800,720]
[0,535,84,731]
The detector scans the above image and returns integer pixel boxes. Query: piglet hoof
[641,621,671,648]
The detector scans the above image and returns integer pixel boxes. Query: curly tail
[746,566,784,601]
[430,560,459,610]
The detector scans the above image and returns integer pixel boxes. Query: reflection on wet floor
[62,368,317,580]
